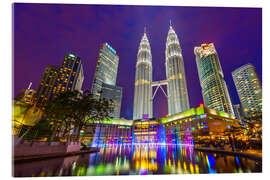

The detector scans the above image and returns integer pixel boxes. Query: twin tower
[133,25,190,120]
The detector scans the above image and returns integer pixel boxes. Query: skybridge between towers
[151,80,168,100]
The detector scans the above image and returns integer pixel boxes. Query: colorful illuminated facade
[81,118,133,146]
[88,106,239,146]
[133,118,164,144]
[165,25,190,115]
[133,31,153,120]
[91,43,122,118]
[194,43,234,116]
[162,105,239,143]
[232,63,262,117]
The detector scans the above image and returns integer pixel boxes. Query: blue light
[105,42,116,54]
[200,114,207,118]
[227,125,231,129]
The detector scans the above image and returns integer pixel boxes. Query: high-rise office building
[100,83,122,119]
[36,65,59,104]
[233,104,244,120]
[36,53,84,105]
[133,31,153,120]
[91,43,122,119]
[194,43,234,115]
[165,25,190,115]
[232,63,262,117]
[53,52,84,95]
[91,43,119,98]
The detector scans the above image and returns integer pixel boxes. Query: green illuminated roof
[90,118,133,126]
[161,106,205,123]
[161,106,235,124]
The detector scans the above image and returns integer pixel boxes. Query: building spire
[170,20,172,27]
[144,26,146,34]
[27,82,32,90]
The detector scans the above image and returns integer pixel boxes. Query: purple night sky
[13,3,262,120]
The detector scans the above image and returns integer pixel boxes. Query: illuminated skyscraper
[91,43,119,98]
[133,31,152,120]
[36,65,59,104]
[194,43,234,115]
[54,52,84,95]
[91,43,122,119]
[36,53,84,105]
[232,63,262,117]
[165,25,190,115]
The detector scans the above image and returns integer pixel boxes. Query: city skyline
[13,3,262,120]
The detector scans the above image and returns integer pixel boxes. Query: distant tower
[194,43,234,115]
[91,43,122,119]
[232,63,262,117]
[100,83,122,119]
[165,24,190,115]
[233,104,244,120]
[133,30,153,120]
[36,65,59,104]
[15,82,36,105]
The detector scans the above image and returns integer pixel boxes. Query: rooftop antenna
[170,19,172,27]
[27,82,32,90]
[144,26,146,34]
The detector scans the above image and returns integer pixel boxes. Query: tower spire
[27,82,32,90]
[144,26,146,34]
[170,20,172,27]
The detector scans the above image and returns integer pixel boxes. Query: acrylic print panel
[12,3,262,177]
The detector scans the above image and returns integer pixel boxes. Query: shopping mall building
[83,105,240,147]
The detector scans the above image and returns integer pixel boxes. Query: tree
[71,90,114,141]
[42,90,114,142]
[241,112,262,141]
[43,91,77,141]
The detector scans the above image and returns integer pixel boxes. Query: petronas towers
[133,24,190,120]
[133,31,153,120]
[166,25,190,115]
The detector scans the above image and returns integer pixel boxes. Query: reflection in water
[14,144,261,177]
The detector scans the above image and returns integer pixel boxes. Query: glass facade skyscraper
[100,83,122,119]
[194,43,234,115]
[92,43,119,98]
[232,63,262,117]
[165,25,190,115]
[91,43,122,119]
[133,32,153,120]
